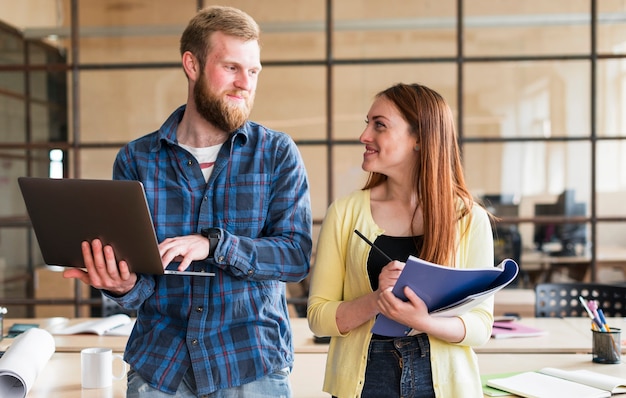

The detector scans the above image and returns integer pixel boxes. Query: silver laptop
[18,177,215,277]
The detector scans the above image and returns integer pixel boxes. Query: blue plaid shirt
[106,105,312,395]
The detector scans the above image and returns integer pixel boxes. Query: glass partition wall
[0,18,69,316]
[1,0,625,316]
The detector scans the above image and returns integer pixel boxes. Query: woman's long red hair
[363,83,474,266]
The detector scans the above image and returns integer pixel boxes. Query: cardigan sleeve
[307,190,379,338]
[456,205,496,346]
[307,199,349,337]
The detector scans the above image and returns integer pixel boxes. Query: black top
[367,235,424,291]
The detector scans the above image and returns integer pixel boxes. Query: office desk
[3,317,329,398]
[289,317,626,355]
[479,317,626,354]
[477,317,590,354]
[26,352,626,398]
[289,317,614,355]
[24,352,329,398]
[27,353,127,398]
[6,316,625,355]
[285,318,626,396]
[3,317,325,355]
[10,317,626,398]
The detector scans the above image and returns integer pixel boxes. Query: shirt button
[247,269,254,275]
[191,339,199,345]
[217,255,225,262]
[187,159,193,166]
[196,306,203,312]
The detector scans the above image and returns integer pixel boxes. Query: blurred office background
[1,0,626,317]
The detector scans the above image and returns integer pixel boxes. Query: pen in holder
[0,307,6,341]
[591,327,621,364]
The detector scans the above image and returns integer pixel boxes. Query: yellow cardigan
[307,189,495,398]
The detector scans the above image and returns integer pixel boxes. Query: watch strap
[201,228,221,258]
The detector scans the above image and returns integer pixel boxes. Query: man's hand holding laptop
[63,239,137,296]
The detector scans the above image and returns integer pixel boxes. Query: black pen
[353,229,394,263]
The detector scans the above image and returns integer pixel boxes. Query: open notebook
[18,177,214,277]
[487,368,626,398]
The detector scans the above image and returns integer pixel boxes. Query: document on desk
[371,256,519,337]
[50,313,134,336]
[487,367,626,398]
[0,328,55,398]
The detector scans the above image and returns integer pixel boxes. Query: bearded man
[63,6,312,398]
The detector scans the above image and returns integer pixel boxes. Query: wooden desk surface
[3,317,324,354]
[31,353,626,398]
[289,316,626,355]
[24,352,329,398]
[11,317,626,398]
[480,316,626,354]
[292,315,626,356]
[477,317,590,354]
[26,353,127,398]
[2,317,329,397]
[6,316,625,355]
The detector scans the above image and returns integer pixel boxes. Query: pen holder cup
[591,327,621,364]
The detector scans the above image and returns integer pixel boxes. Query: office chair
[535,282,626,317]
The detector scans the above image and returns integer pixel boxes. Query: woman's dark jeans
[362,333,435,398]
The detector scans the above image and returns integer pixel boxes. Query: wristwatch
[200,227,221,258]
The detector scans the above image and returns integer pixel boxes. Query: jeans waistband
[371,332,426,341]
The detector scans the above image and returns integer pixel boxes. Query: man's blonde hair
[180,6,260,69]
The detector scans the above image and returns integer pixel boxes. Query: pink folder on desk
[491,321,547,339]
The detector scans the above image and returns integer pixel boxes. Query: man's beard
[193,72,253,133]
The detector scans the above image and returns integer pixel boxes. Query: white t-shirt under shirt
[179,143,222,182]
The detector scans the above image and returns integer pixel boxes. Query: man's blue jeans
[361,334,435,398]
[126,367,291,398]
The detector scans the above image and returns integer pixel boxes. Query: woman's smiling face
[360,95,418,178]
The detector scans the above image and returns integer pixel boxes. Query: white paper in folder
[0,328,56,398]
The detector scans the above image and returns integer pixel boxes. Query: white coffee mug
[81,347,127,389]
